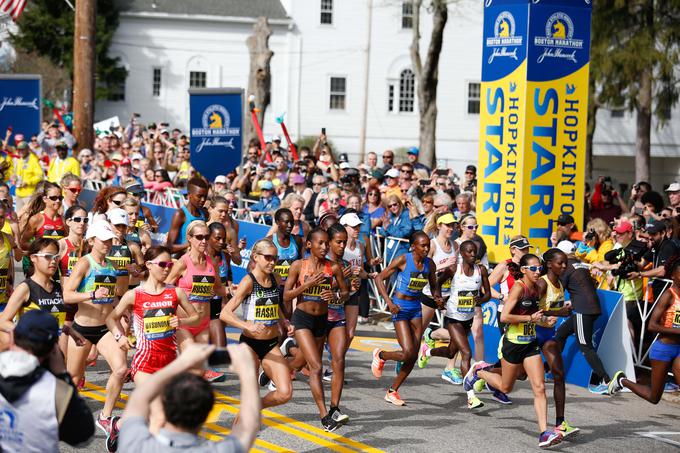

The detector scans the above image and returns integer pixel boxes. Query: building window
[467,82,481,114]
[399,69,414,113]
[189,71,207,89]
[388,83,395,112]
[610,109,624,118]
[402,2,414,29]
[320,0,333,24]
[107,80,125,102]
[152,68,161,97]
[329,76,346,110]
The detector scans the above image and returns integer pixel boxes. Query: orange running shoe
[384,389,406,406]
[371,348,385,378]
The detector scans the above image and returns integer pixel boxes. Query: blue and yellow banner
[477,0,591,261]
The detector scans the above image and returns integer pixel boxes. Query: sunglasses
[465,171,475,175]
[259,254,278,262]
[192,234,209,241]
[149,260,174,269]
[111,199,124,206]
[47,195,64,202]
[329,198,340,203]
[401,169,413,173]
[434,204,445,209]
[383,155,394,159]
[388,203,399,208]
[128,191,144,197]
[423,200,433,204]
[33,253,59,261]
[522,265,543,273]
[368,192,379,196]
[69,216,89,224]
[464,225,479,230]
[65,187,82,194]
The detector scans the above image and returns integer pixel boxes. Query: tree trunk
[635,65,652,183]
[246,17,273,149]
[585,76,597,181]
[410,0,448,169]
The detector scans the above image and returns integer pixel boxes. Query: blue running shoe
[485,382,512,405]
[463,361,489,391]
[588,383,609,395]
[441,368,463,385]
[664,381,679,392]
[539,430,563,448]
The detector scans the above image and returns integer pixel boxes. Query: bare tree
[245,17,274,148]
[410,0,448,168]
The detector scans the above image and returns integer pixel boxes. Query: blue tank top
[272,234,299,284]
[295,220,305,238]
[77,255,118,304]
[178,205,207,244]
[394,253,430,298]
[212,251,230,302]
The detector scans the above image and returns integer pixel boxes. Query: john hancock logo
[486,11,523,64]
[534,12,584,64]
[192,104,241,153]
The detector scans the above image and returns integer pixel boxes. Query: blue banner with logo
[189,88,244,181]
[0,75,41,140]
[233,220,271,283]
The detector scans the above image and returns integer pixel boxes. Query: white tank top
[342,242,363,296]
[423,236,456,297]
[446,263,482,321]
[0,368,59,453]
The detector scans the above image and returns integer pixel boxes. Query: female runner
[467,254,563,449]
[284,228,349,432]
[20,182,66,273]
[418,240,490,410]
[106,245,199,433]
[122,197,152,252]
[371,231,441,406]
[107,208,144,291]
[221,238,293,410]
[207,222,230,348]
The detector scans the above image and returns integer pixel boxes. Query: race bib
[108,254,131,272]
[93,274,116,304]
[254,297,279,324]
[52,311,66,328]
[143,309,175,340]
[42,226,65,240]
[546,297,565,312]
[0,268,7,293]
[189,275,215,303]
[509,322,536,343]
[302,277,332,302]
[673,311,680,329]
[457,292,476,313]
[67,254,79,275]
[442,278,452,290]
[274,260,291,281]
[407,272,427,292]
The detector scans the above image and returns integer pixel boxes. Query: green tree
[11,0,126,100]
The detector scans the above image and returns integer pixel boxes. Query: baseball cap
[385,168,400,179]
[509,237,531,249]
[371,170,384,181]
[120,158,132,166]
[107,208,129,226]
[614,221,633,234]
[556,240,575,255]
[645,219,666,234]
[340,213,363,227]
[214,175,227,184]
[272,135,282,142]
[86,219,117,240]
[14,310,59,346]
[261,181,274,191]
[339,162,351,170]
[148,122,157,129]
[55,140,68,149]
[125,182,145,195]
[666,183,680,193]
[556,214,575,225]
[131,153,144,161]
[291,174,306,185]
[17,142,29,150]
[436,213,457,225]
[407,147,419,155]
[466,165,477,173]
[110,152,122,162]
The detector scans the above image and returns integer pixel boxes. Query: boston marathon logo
[486,11,522,64]
[192,104,241,154]
[534,12,583,64]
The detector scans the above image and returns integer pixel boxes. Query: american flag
[0,0,27,21]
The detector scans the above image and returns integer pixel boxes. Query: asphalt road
[61,323,680,453]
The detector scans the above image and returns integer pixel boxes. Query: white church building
[95,0,680,185]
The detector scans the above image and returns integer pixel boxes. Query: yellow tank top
[539,275,565,313]
[0,234,11,304]
[0,221,10,236]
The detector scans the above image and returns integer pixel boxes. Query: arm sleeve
[58,387,95,445]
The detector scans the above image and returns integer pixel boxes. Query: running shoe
[463,361,490,392]
[267,381,277,392]
[371,348,385,378]
[417,343,430,368]
[203,369,226,383]
[106,415,120,452]
[96,413,113,435]
[467,396,484,410]
[321,414,339,432]
[423,327,435,349]
[538,430,563,448]
[330,407,350,425]
[473,377,486,393]
[280,337,296,358]
[258,370,271,387]
[489,387,512,405]
[358,316,369,325]
[555,420,580,438]
[608,371,626,395]
[384,389,406,406]
[395,361,402,375]
[441,368,463,385]
[664,381,679,392]
[588,383,609,395]
[322,368,333,382]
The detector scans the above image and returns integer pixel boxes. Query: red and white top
[133,285,179,355]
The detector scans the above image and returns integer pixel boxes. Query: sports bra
[506,281,540,345]
[242,272,280,326]
[177,253,216,303]
[273,234,299,284]
[37,213,66,240]
[60,238,82,278]
[394,253,430,298]
[77,255,117,304]
[24,278,66,328]
[297,259,333,304]
[664,288,680,330]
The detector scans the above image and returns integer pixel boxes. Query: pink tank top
[177,253,216,303]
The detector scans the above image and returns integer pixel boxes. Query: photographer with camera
[629,181,652,215]
[594,220,645,303]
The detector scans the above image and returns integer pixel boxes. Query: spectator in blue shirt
[250,180,281,224]
[406,147,431,176]
[382,194,413,262]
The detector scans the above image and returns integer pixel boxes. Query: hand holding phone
[208,348,231,366]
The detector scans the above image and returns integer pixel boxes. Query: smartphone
[634,207,644,215]
[419,179,430,186]
[321,187,328,195]
[435,169,448,176]
[208,348,231,366]
[321,127,326,135]
[133,113,141,118]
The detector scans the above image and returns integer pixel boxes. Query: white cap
[385,168,400,178]
[272,135,282,142]
[340,213,363,227]
[214,175,227,184]
[556,240,575,255]
[86,219,117,241]
[107,208,129,226]
[666,183,680,192]
[131,153,144,161]
[339,162,351,170]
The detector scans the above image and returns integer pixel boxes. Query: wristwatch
[114,332,122,341]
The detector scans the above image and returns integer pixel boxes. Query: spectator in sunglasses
[462,165,477,194]
[381,195,413,260]
[60,173,84,212]
[91,187,128,223]
[47,141,81,183]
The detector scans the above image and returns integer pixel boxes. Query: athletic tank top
[0,234,10,305]
[506,281,540,344]
[60,238,82,278]
[178,205,206,244]
[446,264,482,321]
[212,252,230,302]
[76,255,118,304]
[125,228,142,246]
[133,285,179,352]
[394,253,430,298]
[325,255,346,322]
[107,242,132,277]
[177,253,216,303]
[539,275,565,313]
[297,259,333,304]
[498,258,517,313]
[37,213,66,240]
[295,220,305,238]
[342,242,363,296]
[24,278,66,328]
[242,272,280,326]
[272,234,299,284]
[664,288,680,329]
[423,237,456,297]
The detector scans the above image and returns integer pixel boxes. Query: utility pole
[72,0,95,151]
[357,0,373,163]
